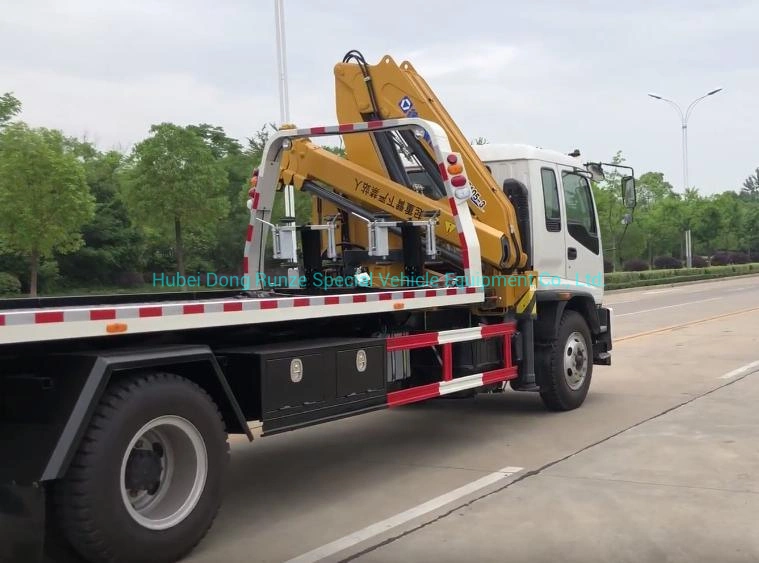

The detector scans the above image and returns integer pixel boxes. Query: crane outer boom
[334,55,529,271]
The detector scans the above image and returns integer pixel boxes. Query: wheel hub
[120,415,208,531]
[124,447,163,493]
[563,331,589,391]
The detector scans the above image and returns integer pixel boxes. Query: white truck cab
[473,144,606,304]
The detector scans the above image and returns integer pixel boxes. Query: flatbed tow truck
[0,50,635,563]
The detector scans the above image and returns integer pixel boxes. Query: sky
[2,0,757,195]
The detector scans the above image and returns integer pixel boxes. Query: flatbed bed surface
[0,285,483,345]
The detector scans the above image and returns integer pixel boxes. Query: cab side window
[561,172,599,254]
[540,168,561,232]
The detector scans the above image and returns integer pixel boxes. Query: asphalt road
[188,274,759,563]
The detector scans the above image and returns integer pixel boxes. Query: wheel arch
[535,290,600,341]
[41,345,251,482]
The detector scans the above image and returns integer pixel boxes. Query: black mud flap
[0,482,87,563]
[593,306,612,365]
[0,483,45,562]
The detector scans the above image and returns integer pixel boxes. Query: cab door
[559,168,603,299]
[530,163,566,283]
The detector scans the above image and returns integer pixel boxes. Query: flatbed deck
[0,285,483,345]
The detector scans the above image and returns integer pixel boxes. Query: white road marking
[725,287,751,292]
[615,297,722,317]
[284,466,523,563]
[643,288,677,295]
[718,360,759,380]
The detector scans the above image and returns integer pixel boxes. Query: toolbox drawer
[336,345,385,398]
[217,336,388,433]
[263,352,335,414]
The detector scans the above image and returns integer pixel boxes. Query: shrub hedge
[604,263,759,290]
[653,256,682,269]
[0,272,22,296]
[622,259,649,272]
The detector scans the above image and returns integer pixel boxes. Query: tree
[592,151,629,267]
[323,145,345,157]
[247,123,277,164]
[121,123,229,277]
[56,146,145,287]
[741,168,759,201]
[190,124,256,275]
[188,124,243,159]
[0,123,95,295]
[0,92,21,127]
[637,171,675,208]
[639,195,684,262]
[691,201,722,254]
[739,204,759,256]
[713,191,742,250]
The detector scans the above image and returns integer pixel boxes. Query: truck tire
[55,373,229,563]
[537,310,592,411]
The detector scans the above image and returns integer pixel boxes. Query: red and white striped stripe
[386,368,517,407]
[0,286,484,345]
[385,322,518,407]
[243,189,259,277]
[293,119,418,137]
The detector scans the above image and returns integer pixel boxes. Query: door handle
[568,247,577,260]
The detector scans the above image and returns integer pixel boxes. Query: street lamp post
[648,88,722,193]
[274,0,295,224]
[648,88,723,267]
[274,0,290,124]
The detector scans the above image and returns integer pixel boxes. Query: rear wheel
[55,373,229,563]
[537,310,593,411]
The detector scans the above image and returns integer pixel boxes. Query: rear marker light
[451,175,467,187]
[106,323,128,334]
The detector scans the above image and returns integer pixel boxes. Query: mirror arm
[588,162,635,176]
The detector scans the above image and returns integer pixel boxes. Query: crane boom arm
[280,138,510,269]
[333,53,528,271]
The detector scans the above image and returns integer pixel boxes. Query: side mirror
[585,162,605,182]
[622,175,636,209]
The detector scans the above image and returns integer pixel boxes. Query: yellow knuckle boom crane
[333,53,528,271]
[276,50,536,313]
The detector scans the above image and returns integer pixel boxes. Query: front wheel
[55,373,229,563]
[537,310,593,411]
